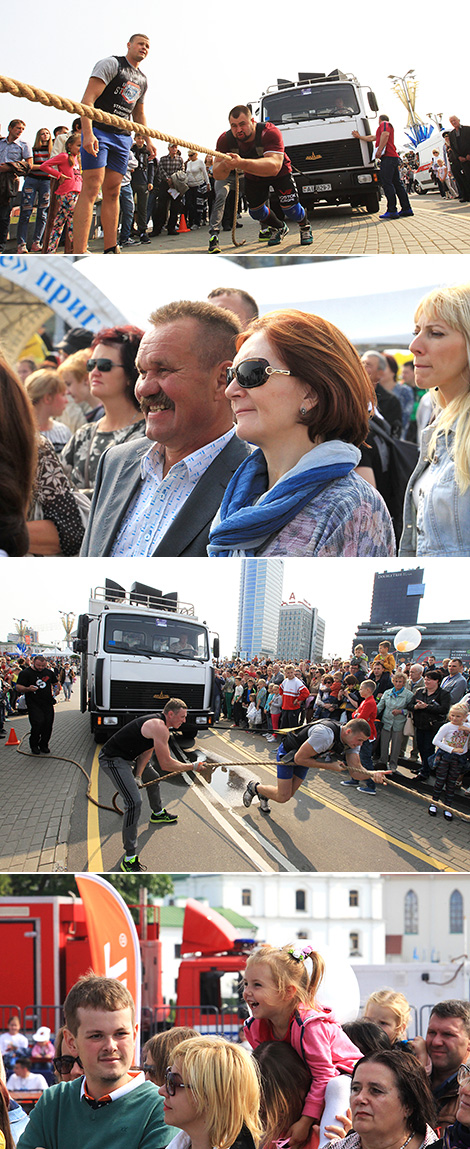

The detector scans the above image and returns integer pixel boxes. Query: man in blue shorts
[242,717,389,814]
[73,34,154,253]
[209,104,313,252]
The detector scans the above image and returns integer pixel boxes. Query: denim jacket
[399,420,470,556]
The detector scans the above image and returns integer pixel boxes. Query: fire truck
[0,895,254,1041]
[254,69,380,213]
[74,578,220,742]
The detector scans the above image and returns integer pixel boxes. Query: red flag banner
[75,874,142,1052]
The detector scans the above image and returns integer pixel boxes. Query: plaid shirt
[157,152,183,184]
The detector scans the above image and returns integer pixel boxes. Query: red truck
[0,894,255,1041]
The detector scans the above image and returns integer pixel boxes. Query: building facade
[236,558,283,660]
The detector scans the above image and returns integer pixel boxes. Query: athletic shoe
[139,233,151,244]
[416,772,429,783]
[357,786,376,794]
[443,809,453,821]
[396,209,414,218]
[266,734,276,742]
[379,211,400,220]
[120,237,140,246]
[300,223,313,245]
[258,794,271,814]
[208,233,220,253]
[17,243,28,253]
[428,804,437,816]
[120,856,147,872]
[267,222,289,247]
[31,241,42,252]
[258,227,273,242]
[40,747,51,754]
[340,778,357,786]
[149,809,178,825]
[243,780,258,807]
[30,747,41,755]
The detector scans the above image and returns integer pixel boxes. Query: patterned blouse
[29,437,85,556]
[258,473,396,557]
[60,418,146,491]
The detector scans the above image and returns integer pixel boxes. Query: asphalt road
[2,692,464,874]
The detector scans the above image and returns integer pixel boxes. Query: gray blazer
[80,434,250,557]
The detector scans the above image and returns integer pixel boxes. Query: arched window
[404,890,418,934]
[349,890,359,907]
[450,889,464,934]
[349,932,361,955]
[296,889,306,912]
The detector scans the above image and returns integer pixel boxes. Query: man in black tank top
[74,33,154,254]
[98,698,199,872]
[243,718,390,815]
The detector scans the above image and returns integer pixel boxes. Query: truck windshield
[262,83,360,124]
[103,615,209,659]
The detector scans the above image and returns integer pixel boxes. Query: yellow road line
[87,746,104,872]
[206,730,455,873]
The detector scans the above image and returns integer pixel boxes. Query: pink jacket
[40,152,82,196]
[244,1006,361,1121]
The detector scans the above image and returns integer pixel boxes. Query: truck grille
[287,138,364,173]
[110,681,205,709]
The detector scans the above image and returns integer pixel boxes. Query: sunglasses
[226,358,291,390]
[86,358,121,372]
[459,1064,470,1085]
[164,1067,187,1095]
[53,1055,81,1074]
[141,1063,158,1080]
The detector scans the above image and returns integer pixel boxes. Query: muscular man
[209,104,313,252]
[16,974,173,1149]
[353,114,413,221]
[98,698,203,872]
[73,34,154,253]
[81,301,249,557]
[16,654,58,755]
[243,717,389,813]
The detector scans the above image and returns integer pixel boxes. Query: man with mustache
[16,974,173,1149]
[81,300,250,556]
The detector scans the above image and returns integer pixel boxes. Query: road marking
[183,772,276,871]
[204,731,455,872]
[87,747,104,872]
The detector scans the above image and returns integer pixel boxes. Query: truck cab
[75,580,219,741]
[256,70,380,213]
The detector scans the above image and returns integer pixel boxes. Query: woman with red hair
[208,309,395,556]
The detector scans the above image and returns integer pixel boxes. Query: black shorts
[245,171,300,210]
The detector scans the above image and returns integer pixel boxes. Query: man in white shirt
[7,1057,49,1092]
[81,300,250,557]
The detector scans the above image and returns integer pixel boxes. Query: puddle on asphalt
[197,761,257,807]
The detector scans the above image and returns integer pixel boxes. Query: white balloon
[394,627,422,653]
[315,943,360,1023]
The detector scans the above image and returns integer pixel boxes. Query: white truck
[254,69,380,214]
[74,579,219,742]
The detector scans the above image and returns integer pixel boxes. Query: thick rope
[0,73,229,161]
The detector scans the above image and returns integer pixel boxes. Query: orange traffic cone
[178,212,190,234]
[6,727,20,746]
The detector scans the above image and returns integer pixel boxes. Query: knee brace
[249,204,269,222]
[283,202,305,222]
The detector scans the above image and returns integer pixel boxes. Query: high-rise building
[236,558,283,659]
[370,568,425,626]
[277,595,325,662]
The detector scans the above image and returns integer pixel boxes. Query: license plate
[304,183,332,193]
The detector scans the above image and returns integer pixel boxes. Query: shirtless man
[73,33,155,253]
[98,698,202,871]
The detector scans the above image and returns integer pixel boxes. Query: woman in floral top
[60,325,146,494]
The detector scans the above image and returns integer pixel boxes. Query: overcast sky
[1,557,467,660]
[0,0,466,155]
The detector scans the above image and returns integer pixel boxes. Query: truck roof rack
[91,583,196,616]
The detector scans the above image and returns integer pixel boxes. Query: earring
[300,406,307,415]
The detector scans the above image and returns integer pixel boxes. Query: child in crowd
[342,680,378,794]
[40,132,82,253]
[363,989,428,1067]
[265,683,282,741]
[243,943,361,1146]
[428,703,470,821]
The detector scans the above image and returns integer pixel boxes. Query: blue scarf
[207,447,356,556]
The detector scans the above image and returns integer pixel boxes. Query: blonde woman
[400,284,470,555]
[159,1036,262,1149]
[24,368,71,453]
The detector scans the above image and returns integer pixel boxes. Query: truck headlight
[103,716,119,724]
[195,716,207,724]
[357,174,372,184]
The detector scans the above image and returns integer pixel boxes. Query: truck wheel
[364,194,380,214]
[414,182,426,195]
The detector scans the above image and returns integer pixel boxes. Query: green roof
[159,904,256,932]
